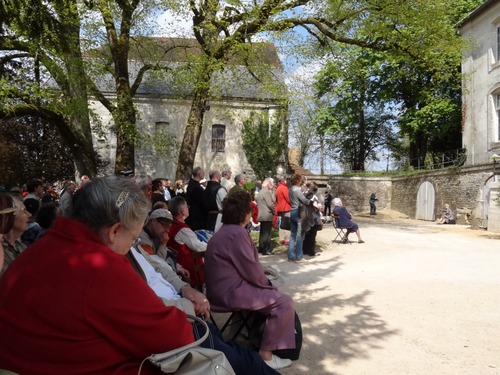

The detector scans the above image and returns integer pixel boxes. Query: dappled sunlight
[279,290,398,375]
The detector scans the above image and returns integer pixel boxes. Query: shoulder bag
[280,212,291,231]
[139,315,236,375]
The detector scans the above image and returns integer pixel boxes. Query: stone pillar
[487,182,500,232]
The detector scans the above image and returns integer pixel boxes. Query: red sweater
[167,218,204,288]
[275,182,291,213]
[0,217,194,375]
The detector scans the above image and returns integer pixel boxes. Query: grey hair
[234,174,244,185]
[72,176,150,234]
[262,177,274,187]
[221,168,232,177]
[333,197,342,206]
[135,175,152,190]
[169,196,187,217]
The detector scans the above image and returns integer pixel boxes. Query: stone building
[460,0,500,166]
[90,38,287,180]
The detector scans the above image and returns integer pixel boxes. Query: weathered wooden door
[416,181,435,221]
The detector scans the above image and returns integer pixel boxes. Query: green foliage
[139,130,180,160]
[0,116,76,186]
[242,113,287,180]
[314,47,397,171]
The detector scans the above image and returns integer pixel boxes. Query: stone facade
[91,97,282,180]
[460,0,500,166]
[90,38,286,180]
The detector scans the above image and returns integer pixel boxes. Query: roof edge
[458,0,497,28]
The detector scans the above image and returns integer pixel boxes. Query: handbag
[280,212,291,231]
[249,311,302,361]
[139,315,236,375]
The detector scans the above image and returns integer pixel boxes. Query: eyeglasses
[131,237,141,247]
[127,229,141,247]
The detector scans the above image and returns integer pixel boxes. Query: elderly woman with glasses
[0,194,17,274]
[0,177,194,374]
[1,194,30,276]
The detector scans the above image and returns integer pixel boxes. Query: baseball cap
[146,208,173,224]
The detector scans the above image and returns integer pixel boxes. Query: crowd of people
[0,166,374,374]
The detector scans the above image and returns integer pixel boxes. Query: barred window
[211,124,225,152]
[497,27,500,61]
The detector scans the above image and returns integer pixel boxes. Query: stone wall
[391,167,489,225]
[306,163,497,228]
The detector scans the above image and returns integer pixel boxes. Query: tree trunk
[113,92,136,174]
[409,130,428,169]
[61,10,97,177]
[175,64,214,181]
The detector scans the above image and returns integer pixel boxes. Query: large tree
[315,47,397,171]
[172,0,487,179]
[0,0,98,177]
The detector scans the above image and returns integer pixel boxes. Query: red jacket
[275,182,291,213]
[0,217,194,375]
[168,218,204,288]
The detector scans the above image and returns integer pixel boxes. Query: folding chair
[332,213,352,245]
[210,309,256,342]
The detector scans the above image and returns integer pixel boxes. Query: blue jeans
[288,208,304,261]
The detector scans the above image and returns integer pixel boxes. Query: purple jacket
[204,224,277,310]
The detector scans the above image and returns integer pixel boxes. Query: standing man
[275,176,291,245]
[256,178,276,255]
[24,180,44,201]
[228,174,245,195]
[204,169,227,232]
[59,181,76,217]
[221,168,235,191]
[324,190,333,217]
[185,167,207,230]
[162,179,175,201]
[369,192,378,215]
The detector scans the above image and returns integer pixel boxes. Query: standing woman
[0,177,194,374]
[288,174,315,263]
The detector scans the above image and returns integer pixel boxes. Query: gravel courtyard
[256,211,500,375]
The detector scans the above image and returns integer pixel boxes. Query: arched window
[211,124,225,152]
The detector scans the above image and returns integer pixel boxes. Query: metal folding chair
[210,309,256,341]
[332,213,352,245]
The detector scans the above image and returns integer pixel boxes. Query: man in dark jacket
[204,169,227,231]
[185,167,207,230]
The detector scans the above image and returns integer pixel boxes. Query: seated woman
[0,176,194,374]
[204,190,295,371]
[437,203,455,224]
[333,197,364,244]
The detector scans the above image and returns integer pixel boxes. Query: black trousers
[258,221,273,254]
[303,226,318,256]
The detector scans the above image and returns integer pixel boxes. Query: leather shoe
[261,251,274,256]
[264,355,292,370]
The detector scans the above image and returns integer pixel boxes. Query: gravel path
[257,212,500,375]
